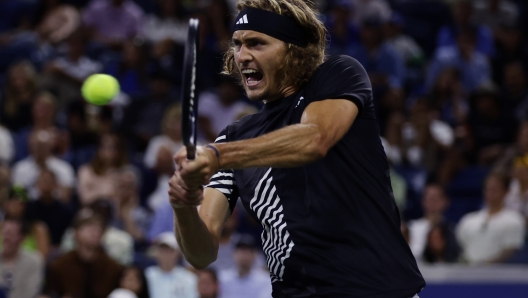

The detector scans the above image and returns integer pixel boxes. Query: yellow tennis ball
[81,74,120,106]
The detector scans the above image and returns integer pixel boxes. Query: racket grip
[186,145,196,160]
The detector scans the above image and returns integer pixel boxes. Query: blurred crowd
[0,0,528,297]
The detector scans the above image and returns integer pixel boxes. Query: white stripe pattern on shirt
[249,168,295,282]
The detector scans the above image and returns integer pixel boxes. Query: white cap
[155,232,179,250]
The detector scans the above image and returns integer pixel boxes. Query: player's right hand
[168,171,204,208]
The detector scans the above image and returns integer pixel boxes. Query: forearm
[215,123,325,169]
[173,206,218,269]
[487,248,518,264]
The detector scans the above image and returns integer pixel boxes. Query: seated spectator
[218,235,272,298]
[2,186,50,257]
[61,200,134,265]
[120,69,176,152]
[62,101,99,170]
[82,0,144,49]
[25,169,74,251]
[324,0,359,56]
[473,0,519,33]
[144,104,182,210]
[142,0,189,45]
[422,224,459,264]
[0,217,44,297]
[0,61,38,133]
[348,17,406,94]
[436,0,494,56]
[501,62,528,122]
[456,173,525,264]
[493,120,528,174]
[383,13,424,67]
[0,126,14,164]
[426,26,491,92]
[42,29,102,109]
[78,133,130,206]
[109,265,149,298]
[12,130,75,203]
[492,22,528,85]
[44,209,123,298]
[505,154,528,223]
[408,184,456,262]
[428,68,469,128]
[197,269,219,298]
[113,170,151,245]
[145,232,198,298]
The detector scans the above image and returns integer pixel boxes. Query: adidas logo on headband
[236,14,249,24]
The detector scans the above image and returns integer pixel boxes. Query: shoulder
[459,210,483,225]
[48,157,74,171]
[13,158,32,170]
[316,55,364,74]
[219,268,237,282]
[498,210,525,226]
[19,250,43,268]
[145,266,159,278]
[175,267,198,282]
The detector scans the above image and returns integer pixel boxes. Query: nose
[236,44,253,65]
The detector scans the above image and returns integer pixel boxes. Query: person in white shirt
[0,125,14,164]
[456,173,526,264]
[145,232,198,298]
[408,184,454,261]
[219,235,272,298]
[11,130,75,203]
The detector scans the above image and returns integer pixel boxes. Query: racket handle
[186,145,196,160]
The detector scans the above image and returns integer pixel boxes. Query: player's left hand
[174,146,219,189]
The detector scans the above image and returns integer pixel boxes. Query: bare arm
[170,184,231,269]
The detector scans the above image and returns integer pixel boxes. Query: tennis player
[169,0,425,297]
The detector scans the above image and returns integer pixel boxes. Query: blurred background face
[75,221,104,249]
[8,64,32,92]
[423,185,448,216]
[198,271,218,298]
[504,63,526,93]
[484,176,508,207]
[98,135,119,164]
[360,25,382,48]
[457,33,476,57]
[120,267,143,294]
[37,170,57,198]
[32,93,55,125]
[234,247,255,271]
[156,244,179,269]
[116,171,138,201]
[1,221,24,255]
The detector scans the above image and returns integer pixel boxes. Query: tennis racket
[181,18,200,160]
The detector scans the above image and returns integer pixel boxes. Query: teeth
[242,69,258,74]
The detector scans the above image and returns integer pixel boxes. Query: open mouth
[242,69,263,87]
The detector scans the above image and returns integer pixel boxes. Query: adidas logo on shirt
[236,14,249,24]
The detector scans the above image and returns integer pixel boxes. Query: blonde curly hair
[222,0,327,92]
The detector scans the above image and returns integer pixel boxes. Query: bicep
[300,99,359,150]
[199,188,232,241]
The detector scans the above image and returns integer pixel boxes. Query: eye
[233,40,242,49]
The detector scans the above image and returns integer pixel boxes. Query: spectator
[121,69,176,152]
[113,170,151,245]
[144,104,182,210]
[33,0,81,46]
[12,130,75,203]
[501,62,528,122]
[505,154,528,223]
[383,13,424,67]
[198,77,255,143]
[145,232,198,298]
[472,0,519,33]
[408,184,456,262]
[109,265,150,298]
[218,235,272,298]
[44,208,123,298]
[324,0,360,56]
[63,101,99,170]
[0,217,44,298]
[2,185,50,257]
[25,169,74,250]
[82,0,144,49]
[142,0,189,45]
[429,68,469,128]
[493,120,528,175]
[61,200,134,265]
[492,22,528,85]
[0,61,38,132]
[456,173,525,264]
[42,29,102,109]
[422,223,459,264]
[78,133,129,206]
[0,126,14,164]
[426,26,491,92]
[197,269,219,298]
[437,0,494,56]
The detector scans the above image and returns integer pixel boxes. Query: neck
[1,249,19,262]
[487,203,503,216]
[77,245,98,262]
[426,214,443,225]
[159,263,176,273]
[238,266,251,278]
